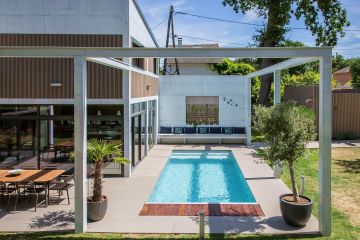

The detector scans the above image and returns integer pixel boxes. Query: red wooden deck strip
[139,203,264,217]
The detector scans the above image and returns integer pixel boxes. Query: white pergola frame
[0,47,332,236]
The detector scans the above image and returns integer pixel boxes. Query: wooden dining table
[0,169,65,207]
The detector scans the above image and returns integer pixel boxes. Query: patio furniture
[19,181,46,212]
[0,182,17,210]
[0,169,65,210]
[49,174,74,204]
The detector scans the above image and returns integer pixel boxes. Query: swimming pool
[148,150,256,203]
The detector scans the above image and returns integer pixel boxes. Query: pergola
[0,46,332,236]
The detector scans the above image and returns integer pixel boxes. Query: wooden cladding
[0,34,122,47]
[0,58,122,99]
[131,72,158,98]
[0,34,123,99]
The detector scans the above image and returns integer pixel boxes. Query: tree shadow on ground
[334,159,360,174]
[28,210,74,230]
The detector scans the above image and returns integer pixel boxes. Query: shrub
[350,58,360,88]
[253,102,316,201]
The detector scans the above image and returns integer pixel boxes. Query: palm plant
[87,139,129,202]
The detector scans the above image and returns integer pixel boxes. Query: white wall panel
[159,75,249,128]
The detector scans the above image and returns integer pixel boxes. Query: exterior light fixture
[50,80,62,87]
[97,110,102,116]
[116,110,122,116]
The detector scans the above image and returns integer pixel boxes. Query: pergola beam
[87,57,158,78]
[0,47,331,58]
[245,57,318,79]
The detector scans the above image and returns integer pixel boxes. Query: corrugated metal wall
[0,34,123,99]
[285,86,360,137]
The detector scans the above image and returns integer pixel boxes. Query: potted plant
[253,102,316,227]
[87,139,129,222]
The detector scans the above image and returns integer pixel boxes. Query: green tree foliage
[253,102,316,200]
[350,58,360,89]
[222,0,350,105]
[333,53,350,72]
[282,71,320,87]
[210,58,260,103]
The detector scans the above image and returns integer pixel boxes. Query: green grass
[1,149,359,239]
[280,149,360,240]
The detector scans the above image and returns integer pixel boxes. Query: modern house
[0,0,159,177]
[159,43,249,144]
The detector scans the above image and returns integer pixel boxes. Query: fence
[284,86,360,138]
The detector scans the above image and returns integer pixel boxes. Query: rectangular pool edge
[139,203,265,217]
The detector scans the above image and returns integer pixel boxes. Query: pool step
[139,203,264,217]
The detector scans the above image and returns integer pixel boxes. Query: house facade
[0,0,159,177]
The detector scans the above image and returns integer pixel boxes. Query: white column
[154,99,159,145]
[48,105,54,145]
[246,78,251,145]
[273,70,281,179]
[145,101,149,154]
[123,71,132,177]
[74,56,87,233]
[319,56,332,236]
[122,0,132,177]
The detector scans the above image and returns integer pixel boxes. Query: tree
[350,58,360,89]
[210,58,260,103]
[332,53,350,72]
[253,102,316,201]
[223,0,350,106]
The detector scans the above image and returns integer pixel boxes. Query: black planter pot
[87,196,108,222]
[280,194,313,227]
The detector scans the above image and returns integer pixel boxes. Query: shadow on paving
[28,210,74,230]
[0,233,320,240]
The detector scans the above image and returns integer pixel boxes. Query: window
[186,96,219,125]
[132,40,145,70]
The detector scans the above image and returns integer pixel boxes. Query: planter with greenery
[253,102,316,227]
[86,139,129,222]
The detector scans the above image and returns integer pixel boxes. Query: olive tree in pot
[87,139,129,222]
[253,102,316,227]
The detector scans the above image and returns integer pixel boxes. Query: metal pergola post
[74,56,88,233]
[273,70,281,179]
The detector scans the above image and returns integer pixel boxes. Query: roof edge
[132,0,159,48]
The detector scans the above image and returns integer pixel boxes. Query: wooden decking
[139,203,265,216]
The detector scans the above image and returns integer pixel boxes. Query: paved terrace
[87,145,318,234]
[0,144,318,234]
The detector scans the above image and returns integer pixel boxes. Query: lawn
[0,148,359,240]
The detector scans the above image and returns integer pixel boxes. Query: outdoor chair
[0,182,17,211]
[49,174,74,205]
[19,181,47,212]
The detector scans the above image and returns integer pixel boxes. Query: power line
[175,11,360,32]
[152,17,169,30]
[176,34,247,46]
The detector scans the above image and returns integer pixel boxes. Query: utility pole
[163,5,180,75]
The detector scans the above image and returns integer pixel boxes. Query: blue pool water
[148,150,256,203]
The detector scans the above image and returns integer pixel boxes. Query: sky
[137,0,360,58]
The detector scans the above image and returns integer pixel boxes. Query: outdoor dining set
[0,167,74,212]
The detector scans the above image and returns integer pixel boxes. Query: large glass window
[186,96,219,125]
[0,105,123,175]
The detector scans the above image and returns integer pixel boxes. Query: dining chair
[0,182,17,211]
[19,181,47,212]
[49,174,74,205]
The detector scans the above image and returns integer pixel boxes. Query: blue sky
[138,0,360,58]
